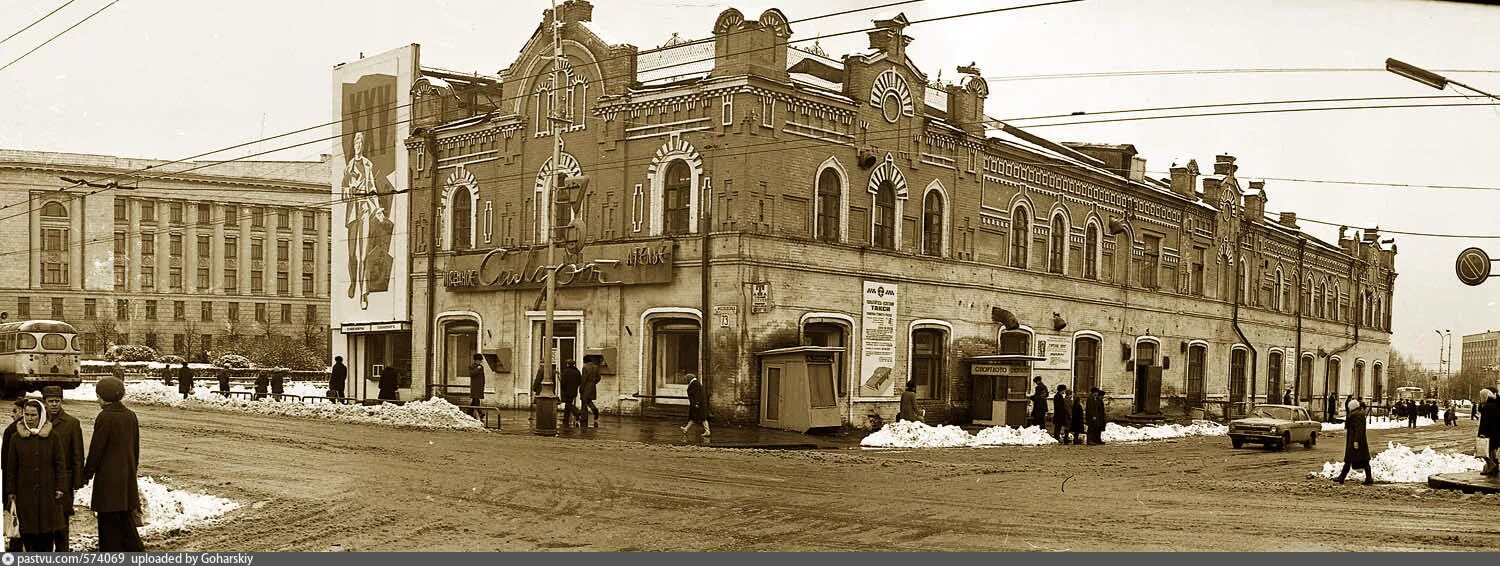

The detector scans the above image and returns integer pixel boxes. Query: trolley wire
[0,0,120,73]
[0,0,78,46]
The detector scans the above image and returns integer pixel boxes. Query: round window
[881,93,903,123]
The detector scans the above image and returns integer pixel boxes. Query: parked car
[1228,404,1319,450]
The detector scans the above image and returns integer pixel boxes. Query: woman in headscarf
[1335,397,1374,485]
[2,398,67,551]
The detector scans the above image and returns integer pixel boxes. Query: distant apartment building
[0,149,330,359]
[1461,330,1500,376]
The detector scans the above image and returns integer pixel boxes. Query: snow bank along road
[71,401,1500,552]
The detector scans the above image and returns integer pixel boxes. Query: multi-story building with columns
[384,1,1397,424]
[0,149,331,359]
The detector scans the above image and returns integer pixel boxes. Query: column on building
[238,204,252,299]
[211,203,225,296]
[316,209,329,297]
[291,208,306,298]
[127,198,141,293]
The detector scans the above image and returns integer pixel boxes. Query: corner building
[403,1,1397,424]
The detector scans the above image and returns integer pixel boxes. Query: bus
[0,319,83,398]
[1394,386,1426,403]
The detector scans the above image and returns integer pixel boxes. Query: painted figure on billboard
[340,130,396,309]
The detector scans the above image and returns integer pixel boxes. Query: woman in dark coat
[253,372,270,400]
[1070,393,1085,445]
[680,373,710,437]
[1336,398,1374,485]
[3,399,67,551]
[1477,388,1500,476]
[1086,388,1107,445]
[177,362,194,399]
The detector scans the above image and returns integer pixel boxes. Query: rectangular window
[173,300,185,321]
[117,333,128,346]
[173,334,186,354]
[170,234,182,257]
[225,236,238,259]
[41,228,67,252]
[197,267,210,289]
[42,262,67,285]
[228,302,239,321]
[197,203,211,226]
[145,300,158,321]
[201,301,213,322]
[277,271,289,296]
[113,265,126,290]
[1191,247,1206,296]
[252,208,265,228]
[116,299,129,321]
[200,334,213,353]
[16,297,29,318]
[303,211,316,233]
[251,270,264,294]
[302,241,315,266]
[114,200,127,221]
[305,304,317,323]
[251,238,264,261]
[141,201,155,223]
[141,266,155,290]
[277,239,289,260]
[51,298,63,318]
[84,298,96,319]
[170,203,183,224]
[142,233,156,256]
[197,235,211,259]
[280,303,292,323]
[82,333,99,355]
[144,332,157,349]
[1142,235,1161,289]
[255,303,267,323]
[302,273,314,297]
[170,267,183,290]
[225,269,238,294]
[113,231,126,256]
[225,205,238,227]
[277,210,290,230]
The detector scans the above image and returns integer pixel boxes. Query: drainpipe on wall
[1295,238,1306,404]
[1230,222,1258,411]
[700,176,712,415]
[423,130,440,401]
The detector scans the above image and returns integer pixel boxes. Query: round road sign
[1456,247,1491,286]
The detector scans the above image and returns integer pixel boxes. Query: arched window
[1299,353,1315,403]
[921,190,943,256]
[451,185,472,251]
[909,326,947,399]
[41,202,68,218]
[1073,334,1100,393]
[1274,268,1285,311]
[1268,350,1285,402]
[1328,284,1339,321]
[1354,360,1366,399]
[1084,222,1100,280]
[873,181,897,249]
[663,160,692,235]
[1373,362,1384,403]
[1048,214,1066,274]
[1230,346,1248,404]
[1010,205,1029,269]
[1280,270,1291,313]
[1187,342,1207,408]
[815,168,841,242]
[39,200,70,285]
[1303,277,1314,316]
[1326,357,1342,404]
[1313,283,1324,318]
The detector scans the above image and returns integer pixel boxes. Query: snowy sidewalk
[860,420,1229,448]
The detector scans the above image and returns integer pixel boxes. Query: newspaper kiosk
[968,354,1045,426]
[757,346,844,433]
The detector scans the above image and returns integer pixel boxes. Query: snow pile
[1316,442,1485,483]
[1322,416,1438,432]
[1101,420,1228,443]
[67,380,484,431]
[861,420,973,448]
[971,425,1058,446]
[74,476,238,539]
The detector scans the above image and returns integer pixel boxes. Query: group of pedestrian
[529,358,603,429]
[1392,399,1435,428]
[2,379,143,552]
[1029,377,1107,445]
[1443,401,1461,426]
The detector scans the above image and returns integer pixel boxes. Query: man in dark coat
[271,370,286,400]
[329,356,348,399]
[177,362,194,399]
[466,354,486,418]
[681,373,710,437]
[1335,398,1374,485]
[1052,385,1071,441]
[82,377,144,552]
[253,372,270,400]
[579,356,602,428]
[1029,376,1049,429]
[1282,388,1294,406]
[4,400,67,551]
[217,368,232,397]
[1477,388,1500,476]
[1086,388,1107,445]
[1407,399,1419,428]
[42,387,84,551]
[1325,392,1338,422]
[558,359,583,428]
[898,380,921,423]
[377,365,400,401]
[1070,392,1085,445]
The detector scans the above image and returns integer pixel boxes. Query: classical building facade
[396,1,1397,424]
[0,149,331,359]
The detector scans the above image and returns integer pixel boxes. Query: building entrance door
[442,322,478,398]
[531,320,581,388]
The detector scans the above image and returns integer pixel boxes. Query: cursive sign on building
[443,242,675,292]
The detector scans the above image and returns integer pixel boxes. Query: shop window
[651,318,700,395]
[1048,214,1066,274]
[815,167,841,242]
[1187,343,1207,408]
[663,161,692,236]
[1073,334,1100,393]
[1084,223,1100,280]
[910,327,946,399]
[921,190,944,257]
[873,181,896,249]
[1229,346,1248,404]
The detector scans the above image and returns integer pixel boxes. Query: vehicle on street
[1228,404,1320,450]
[0,319,83,398]
[1395,386,1425,403]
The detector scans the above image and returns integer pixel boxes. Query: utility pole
[534,0,566,436]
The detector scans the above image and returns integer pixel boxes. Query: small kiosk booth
[968,354,1045,426]
[756,346,844,433]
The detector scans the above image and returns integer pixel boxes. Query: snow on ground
[66,380,483,431]
[1314,442,1485,483]
[70,476,239,550]
[1321,416,1437,432]
[861,419,1227,448]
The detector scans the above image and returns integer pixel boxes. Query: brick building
[0,149,331,359]
[394,1,1396,424]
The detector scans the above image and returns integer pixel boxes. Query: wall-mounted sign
[972,363,1027,376]
[859,281,898,399]
[713,305,737,328]
[751,282,771,313]
[443,242,674,292]
[1034,333,1073,370]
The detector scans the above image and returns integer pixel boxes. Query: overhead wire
[0,0,78,46]
[986,67,1500,82]
[0,0,120,73]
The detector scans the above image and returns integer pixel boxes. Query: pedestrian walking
[1070,392,1085,445]
[580,355,602,428]
[1477,388,1499,476]
[42,387,84,551]
[329,356,348,399]
[177,362,194,400]
[270,369,286,400]
[1052,384,1071,440]
[466,354,486,418]
[110,362,125,382]
[3,399,67,552]
[1335,398,1375,485]
[559,359,582,427]
[1283,388,1293,406]
[1029,376,1049,429]
[1444,402,1458,426]
[898,380,921,422]
[1326,392,1338,422]
[82,377,144,552]
[2,399,24,552]
[1086,388,1106,445]
[378,366,400,401]
[681,373,711,437]
[217,368,232,397]
[253,372,269,400]
[1407,399,1419,428]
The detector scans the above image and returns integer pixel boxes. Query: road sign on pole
[1455,247,1493,286]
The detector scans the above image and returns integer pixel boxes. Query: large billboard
[330,45,416,327]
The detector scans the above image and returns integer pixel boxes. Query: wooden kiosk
[756,346,844,433]
[968,354,1045,426]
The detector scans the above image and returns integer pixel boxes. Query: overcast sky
[3,0,1498,371]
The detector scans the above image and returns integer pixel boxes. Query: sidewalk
[485,408,866,449]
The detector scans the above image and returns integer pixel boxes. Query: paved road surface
[67,402,1500,551]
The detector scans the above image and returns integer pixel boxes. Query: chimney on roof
[867,13,912,61]
[1278,212,1298,228]
[710,8,791,82]
[1245,181,1266,221]
[1213,154,1237,176]
[552,0,593,25]
[945,68,988,136]
[1169,159,1199,199]
[1202,177,1223,206]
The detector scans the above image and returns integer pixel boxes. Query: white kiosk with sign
[968,354,1045,427]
